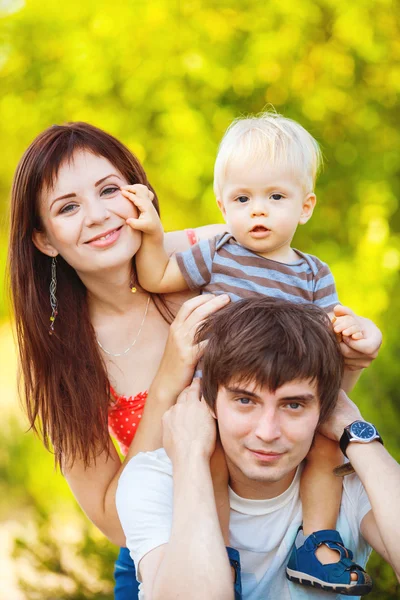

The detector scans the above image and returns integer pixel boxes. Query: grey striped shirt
[176,233,339,311]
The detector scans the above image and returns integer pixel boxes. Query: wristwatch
[339,420,383,458]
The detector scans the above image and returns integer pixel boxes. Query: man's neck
[228,465,297,500]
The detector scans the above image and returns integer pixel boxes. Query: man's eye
[60,203,78,214]
[236,397,252,405]
[271,193,283,200]
[101,186,119,196]
[236,196,249,204]
[287,402,301,410]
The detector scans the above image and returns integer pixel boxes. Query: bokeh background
[0,0,399,598]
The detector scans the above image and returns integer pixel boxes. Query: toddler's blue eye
[236,196,249,204]
[271,194,283,200]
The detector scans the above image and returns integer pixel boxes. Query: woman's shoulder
[164,224,227,254]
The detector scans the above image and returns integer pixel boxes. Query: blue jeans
[114,548,140,600]
[114,546,242,600]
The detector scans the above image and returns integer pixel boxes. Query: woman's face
[33,150,141,275]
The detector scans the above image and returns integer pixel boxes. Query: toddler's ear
[299,193,316,224]
[216,197,226,217]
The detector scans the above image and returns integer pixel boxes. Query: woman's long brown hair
[9,122,172,468]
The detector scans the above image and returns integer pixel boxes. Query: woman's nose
[84,197,110,226]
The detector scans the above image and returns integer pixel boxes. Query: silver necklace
[97,296,151,357]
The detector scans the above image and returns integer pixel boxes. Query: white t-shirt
[117,449,372,600]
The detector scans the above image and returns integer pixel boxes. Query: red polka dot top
[108,386,147,456]
[107,229,198,456]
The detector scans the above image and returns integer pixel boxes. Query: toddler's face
[217,161,315,263]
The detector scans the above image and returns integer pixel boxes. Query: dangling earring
[49,256,58,335]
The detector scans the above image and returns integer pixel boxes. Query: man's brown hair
[196,297,344,424]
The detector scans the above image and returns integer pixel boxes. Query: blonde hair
[214,111,322,197]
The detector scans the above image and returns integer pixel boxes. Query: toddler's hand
[332,306,382,370]
[121,184,163,241]
[331,305,363,341]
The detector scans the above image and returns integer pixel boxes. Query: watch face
[350,421,376,440]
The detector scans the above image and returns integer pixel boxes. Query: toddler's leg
[301,433,345,565]
[286,433,373,595]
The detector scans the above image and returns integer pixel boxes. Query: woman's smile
[85,225,124,248]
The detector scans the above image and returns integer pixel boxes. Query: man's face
[215,378,320,499]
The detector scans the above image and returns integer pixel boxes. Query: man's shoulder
[342,471,370,508]
[340,472,372,544]
[120,448,172,483]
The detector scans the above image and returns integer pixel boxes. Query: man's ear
[299,193,316,225]
[32,229,58,257]
[216,197,226,218]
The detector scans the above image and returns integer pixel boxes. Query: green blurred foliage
[0,0,399,597]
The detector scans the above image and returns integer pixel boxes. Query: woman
[8,122,229,598]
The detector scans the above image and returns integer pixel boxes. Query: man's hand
[121,184,164,242]
[162,379,217,467]
[318,389,363,442]
[332,306,382,371]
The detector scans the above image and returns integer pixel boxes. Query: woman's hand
[151,294,230,401]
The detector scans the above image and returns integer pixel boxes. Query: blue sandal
[286,528,373,596]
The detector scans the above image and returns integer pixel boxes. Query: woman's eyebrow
[94,173,123,187]
[50,192,76,208]
[51,174,123,208]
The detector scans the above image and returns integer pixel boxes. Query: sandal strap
[302,529,356,561]
[303,529,344,551]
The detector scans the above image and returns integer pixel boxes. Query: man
[116,298,400,600]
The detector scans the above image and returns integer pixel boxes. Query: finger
[176,387,191,405]
[341,325,363,338]
[173,294,230,328]
[351,331,364,340]
[183,294,230,331]
[342,336,378,357]
[176,378,201,404]
[122,184,155,201]
[333,316,359,333]
[192,339,208,362]
[172,294,217,325]
[121,188,156,216]
[339,342,364,359]
[126,217,155,233]
[333,304,355,318]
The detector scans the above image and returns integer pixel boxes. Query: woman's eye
[60,203,78,214]
[101,186,119,196]
[236,196,249,204]
[271,193,283,200]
